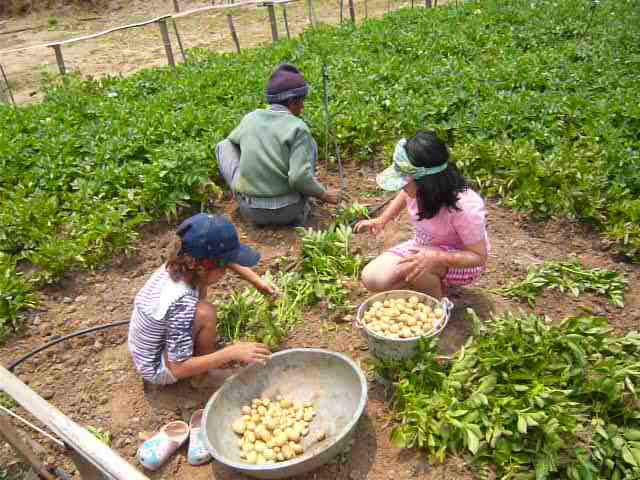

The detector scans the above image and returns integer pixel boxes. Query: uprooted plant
[376,311,640,479]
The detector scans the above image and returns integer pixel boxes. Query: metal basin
[355,290,454,361]
[202,348,368,479]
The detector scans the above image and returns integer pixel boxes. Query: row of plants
[375,312,640,479]
[217,225,366,348]
[1,0,638,340]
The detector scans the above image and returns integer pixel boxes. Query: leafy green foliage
[377,311,640,479]
[86,426,112,446]
[334,202,369,226]
[491,260,629,307]
[217,226,363,347]
[0,254,38,343]
[1,0,639,339]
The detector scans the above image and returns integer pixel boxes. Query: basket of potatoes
[355,290,454,360]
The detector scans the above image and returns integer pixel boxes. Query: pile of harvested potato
[361,296,443,339]
[231,396,325,464]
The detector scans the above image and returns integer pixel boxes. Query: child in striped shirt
[128,213,274,387]
[356,131,489,298]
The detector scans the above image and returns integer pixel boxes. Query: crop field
[1,0,639,479]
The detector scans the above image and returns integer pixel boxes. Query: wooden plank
[173,0,181,12]
[0,366,150,480]
[52,15,171,47]
[348,0,356,22]
[0,417,56,480]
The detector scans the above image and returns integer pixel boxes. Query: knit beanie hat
[265,63,310,104]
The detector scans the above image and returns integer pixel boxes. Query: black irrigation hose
[7,320,130,372]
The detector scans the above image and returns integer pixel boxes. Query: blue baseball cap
[176,213,261,267]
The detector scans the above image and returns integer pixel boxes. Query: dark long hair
[405,131,468,220]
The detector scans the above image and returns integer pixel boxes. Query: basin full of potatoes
[355,290,454,361]
[202,349,368,479]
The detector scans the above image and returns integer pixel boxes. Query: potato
[282,444,295,460]
[292,443,304,454]
[286,427,300,442]
[245,421,256,431]
[280,398,292,408]
[254,441,266,453]
[246,451,258,464]
[303,411,313,422]
[252,399,262,407]
[245,431,256,444]
[407,318,417,327]
[409,296,419,305]
[400,327,412,338]
[262,398,271,406]
[259,429,273,443]
[257,405,267,416]
[372,301,383,309]
[276,452,285,462]
[434,307,444,318]
[275,432,288,447]
[302,427,310,436]
[237,438,244,447]
[315,430,326,442]
[263,448,275,461]
[256,454,266,465]
[389,324,399,334]
[242,406,251,415]
[232,419,246,435]
[383,300,390,307]
[273,428,282,437]
[242,441,254,453]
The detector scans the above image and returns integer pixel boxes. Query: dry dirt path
[1,163,639,478]
[0,0,413,104]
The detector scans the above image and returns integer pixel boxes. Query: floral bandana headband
[376,139,449,191]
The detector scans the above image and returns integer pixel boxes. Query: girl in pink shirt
[356,131,489,298]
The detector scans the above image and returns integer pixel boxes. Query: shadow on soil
[438,287,494,356]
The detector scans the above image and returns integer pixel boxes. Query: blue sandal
[188,409,212,466]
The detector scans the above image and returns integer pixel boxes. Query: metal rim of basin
[355,289,454,343]
[201,348,368,474]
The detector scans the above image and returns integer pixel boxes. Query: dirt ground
[2,1,640,478]
[1,160,639,478]
[0,0,411,105]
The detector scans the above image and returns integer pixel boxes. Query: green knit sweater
[228,109,326,198]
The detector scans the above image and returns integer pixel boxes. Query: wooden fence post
[157,18,176,67]
[0,64,16,107]
[307,0,315,25]
[173,0,180,12]
[51,44,66,75]
[227,14,241,52]
[348,0,355,22]
[364,0,368,18]
[339,0,344,24]
[172,19,187,62]
[425,0,432,7]
[266,2,279,42]
[282,5,291,39]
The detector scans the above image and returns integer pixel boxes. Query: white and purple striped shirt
[128,265,199,381]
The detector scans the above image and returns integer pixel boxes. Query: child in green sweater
[217,64,342,227]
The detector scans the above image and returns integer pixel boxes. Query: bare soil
[1,1,639,478]
[1,161,639,478]
[0,0,409,104]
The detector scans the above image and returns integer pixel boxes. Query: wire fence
[0,0,435,105]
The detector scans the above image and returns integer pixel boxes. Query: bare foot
[190,369,236,389]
